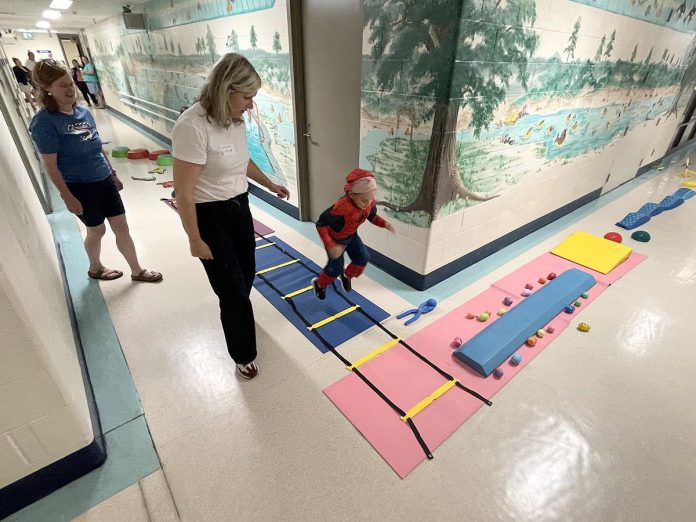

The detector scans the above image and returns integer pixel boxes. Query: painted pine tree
[250,25,258,49]
[564,18,581,62]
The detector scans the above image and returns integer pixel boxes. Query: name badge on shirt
[217,144,236,157]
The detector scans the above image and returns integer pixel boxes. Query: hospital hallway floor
[15,106,696,522]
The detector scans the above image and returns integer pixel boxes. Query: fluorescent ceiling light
[42,9,61,20]
[50,0,73,9]
[36,20,51,29]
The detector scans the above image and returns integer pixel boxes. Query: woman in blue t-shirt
[30,60,162,283]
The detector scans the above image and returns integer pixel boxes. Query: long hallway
[22,108,696,521]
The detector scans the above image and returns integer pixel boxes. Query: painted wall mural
[360,0,696,228]
[83,0,298,206]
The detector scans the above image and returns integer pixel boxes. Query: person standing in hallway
[29,60,162,283]
[172,53,290,380]
[80,56,103,108]
[24,51,37,74]
[71,59,97,107]
[12,58,36,109]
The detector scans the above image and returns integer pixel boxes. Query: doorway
[292,0,364,221]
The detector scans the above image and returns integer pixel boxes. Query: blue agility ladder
[251,232,491,461]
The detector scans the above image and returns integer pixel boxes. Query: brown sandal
[88,267,123,281]
[131,269,163,283]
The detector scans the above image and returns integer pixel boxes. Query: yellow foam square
[551,231,632,274]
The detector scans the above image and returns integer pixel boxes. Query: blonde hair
[32,59,74,113]
[198,53,261,127]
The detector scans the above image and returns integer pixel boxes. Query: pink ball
[451,337,463,348]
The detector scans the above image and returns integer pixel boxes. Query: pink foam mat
[324,251,647,478]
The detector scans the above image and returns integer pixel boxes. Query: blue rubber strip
[253,236,390,352]
[453,269,596,377]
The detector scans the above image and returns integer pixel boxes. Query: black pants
[76,81,97,105]
[196,193,257,365]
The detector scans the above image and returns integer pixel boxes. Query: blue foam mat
[616,188,694,229]
[453,268,596,376]
[253,236,390,353]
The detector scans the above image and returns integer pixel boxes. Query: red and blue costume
[315,172,386,289]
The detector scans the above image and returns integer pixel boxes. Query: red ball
[604,232,623,243]
[547,272,557,280]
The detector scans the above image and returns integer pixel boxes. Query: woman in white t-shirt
[172,53,289,380]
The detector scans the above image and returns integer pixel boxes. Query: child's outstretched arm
[367,205,395,233]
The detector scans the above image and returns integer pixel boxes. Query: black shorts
[66,176,125,227]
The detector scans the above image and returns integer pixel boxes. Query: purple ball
[493,369,504,379]
[521,289,532,297]
[503,297,513,306]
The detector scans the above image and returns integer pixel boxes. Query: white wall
[0,31,69,67]
[0,107,93,488]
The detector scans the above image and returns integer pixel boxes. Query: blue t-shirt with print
[30,106,111,183]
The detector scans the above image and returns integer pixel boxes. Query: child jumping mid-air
[312,169,394,300]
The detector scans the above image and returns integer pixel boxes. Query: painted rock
[564,305,575,314]
[574,299,582,307]
[548,272,557,280]
[478,312,490,322]
[510,354,522,366]
[497,308,508,316]
[536,329,545,338]
[466,312,476,319]
[526,337,537,347]
[581,292,589,299]
[546,326,556,334]
[493,369,504,379]
[521,289,532,297]
[538,278,547,285]
[525,283,534,290]
[503,297,514,306]
[577,322,591,332]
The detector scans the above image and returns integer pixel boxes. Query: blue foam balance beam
[453,268,596,377]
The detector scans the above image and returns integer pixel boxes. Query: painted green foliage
[364,0,539,220]
[250,25,258,49]
[564,17,581,62]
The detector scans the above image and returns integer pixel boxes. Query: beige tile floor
[75,109,696,521]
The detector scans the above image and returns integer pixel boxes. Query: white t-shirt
[172,102,250,203]
[24,59,35,72]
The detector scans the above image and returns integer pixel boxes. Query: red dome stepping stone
[148,149,170,161]
[127,148,149,160]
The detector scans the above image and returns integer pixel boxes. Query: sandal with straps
[88,267,123,281]
[131,269,163,283]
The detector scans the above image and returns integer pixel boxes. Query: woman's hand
[328,245,345,259]
[384,219,395,234]
[271,183,290,200]
[189,237,213,260]
[62,192,83,215]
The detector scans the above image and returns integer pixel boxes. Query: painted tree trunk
[378,102,497,220]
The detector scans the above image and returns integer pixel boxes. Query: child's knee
[345,264,365,278]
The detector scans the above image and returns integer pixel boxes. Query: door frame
[286,0,311,221]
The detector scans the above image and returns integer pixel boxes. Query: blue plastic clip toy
[396,299,437,326]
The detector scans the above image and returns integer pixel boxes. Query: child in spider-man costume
[312,169,395,300]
